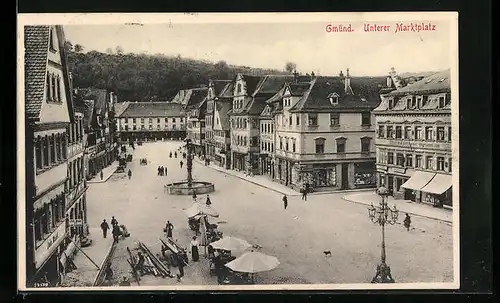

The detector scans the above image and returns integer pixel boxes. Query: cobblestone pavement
[84,141,454,285]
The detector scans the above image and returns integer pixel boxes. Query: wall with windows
[117,116,185,131]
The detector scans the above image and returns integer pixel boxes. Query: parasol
[210,237,252,252]
[185,203,219,218]
[225,251,280,274]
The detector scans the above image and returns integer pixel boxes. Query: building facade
[205,80,234,168]
[179,88,208,155]
[374,69,452,207]
[80,88,118,180]
[229,74,295,174]
[24,25,75,286]
[270,70,385,191]
[115,102,186,142]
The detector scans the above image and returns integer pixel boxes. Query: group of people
[169,151,178,158]
[157,166,168,176]
[100,216,123,243]
[192,193,211,206]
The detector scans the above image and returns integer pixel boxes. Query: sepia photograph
[17,12,459,291]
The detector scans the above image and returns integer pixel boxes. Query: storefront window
[354,162,376,187]
[313,167,336,187]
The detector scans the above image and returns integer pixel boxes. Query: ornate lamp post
[368,186,399,283]
[184,138,193,188]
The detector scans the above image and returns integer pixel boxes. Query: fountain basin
[165,181,215,195]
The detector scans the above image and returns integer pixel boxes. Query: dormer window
[425,79,432,84]
[438,78,446,82]
[237,83,242,94]
[328,92,340,105]
[439,96,445,108]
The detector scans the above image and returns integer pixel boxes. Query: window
[378,126,385,138]
[439,96,445,108]
[285,139,289,151]
[244,137,247,146]
[387,152,394,164]
[237,83,242,94]
[133,118,136,123]
[362,113,371,126]
[449,158,452,172]
[165,118,168,123]
[448,126,452,142]
[330,113,340,126]
[173,118,176,123]
[387,126,394,138]
[361,137,371,152]
[422,95,429,106]
[251,136,258,147]
[172,125,176,130]
[437,157,445,171]
[415,126,422,140]
[426,156,433,169]
[415,155,422,168]
[180,118,183,122]
[141,125,145,130]
[51,75,56,101]
[149,118,153,123]
[133,125,137,130]
[157,125,160,130]
[289,116,292,126]
[336,138,346,153]
[396,153,405,166]
[260,124,263,132]
[406,154,413,167]
[280,137,283,150]
[141,118,145,123]
[271,124,273,133]
[296,115,300,125]
[395,126,402,139]
[157,118,160,123]
[404,126,412,139]
[308,113,318,126]
[292,140,296,152]
[425,127,433,140]
[315,139,325,154]
[49,27,56,51]
[436,127,445,141]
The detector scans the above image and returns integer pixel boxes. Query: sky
[64,20,452,77]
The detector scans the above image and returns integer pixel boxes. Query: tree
[116,46,124,55]
[74,44,84,53]
[64,41,73,52]
[285,62,297,73]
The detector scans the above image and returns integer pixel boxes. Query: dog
[323,251,332,257]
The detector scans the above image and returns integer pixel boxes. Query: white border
[17,12,459,291]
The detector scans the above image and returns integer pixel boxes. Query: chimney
[293,69,299,83]
[339,70,344,79]
[344,68,353,95]
[386,76,392,88]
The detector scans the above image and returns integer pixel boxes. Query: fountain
[165,138,215,195]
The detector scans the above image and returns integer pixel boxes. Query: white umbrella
[225,251,280,274]
[185,203,219,218]
[210,237,252,252]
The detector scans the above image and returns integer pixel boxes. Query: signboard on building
[34,223,66,269]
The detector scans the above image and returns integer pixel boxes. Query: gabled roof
[170,87,208,107]
[83,100,95,129]
[24,25,74,121]
[387,69,451,96]
[290,76,385,112]
[259,104,274,118]
[218,82,234,99]
[215,101,232,130]
[237,74,263,96]
[210,80,232,97]
[288,82,312,96]
[252,74,298,97]
[79,88,108,115]
[118,102,185,118]
[114,102,130,117]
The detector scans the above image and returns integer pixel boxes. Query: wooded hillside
[65,44,288,102]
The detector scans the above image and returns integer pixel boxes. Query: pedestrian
[177,253,185,279]
[112,224,120,243]
[169,152,172,158]
[283,195,288,210]
[206,194,212,206]
[160,166,164,176]
[157,166,161,176]
[165,221,174,238]
[111,216,118,227]
[164,166,168,176]
[174,152,178,158]
[100,219,110,238]
[128,169,132,180]
[180,161,184,169]
[301,185,308,201]
[100,170,104,180]
[192,191,197,202]
[191,236,200,262]
[403,213,412,231]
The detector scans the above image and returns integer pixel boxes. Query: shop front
[232,152,246,172]
[419,173,452,207]
[400,170,436,203]
[353,161,377,189]
[33,221,67,286]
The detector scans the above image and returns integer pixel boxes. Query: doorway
[387,176,394,195]
[341,163,349,189]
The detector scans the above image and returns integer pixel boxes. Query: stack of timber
[136,241,172,278]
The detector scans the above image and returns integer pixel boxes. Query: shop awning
[420,173,452,195]
[401,171,436,191]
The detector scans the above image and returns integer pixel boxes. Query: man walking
[128,169,132,180]
[111,216,118,227]
[100,219,110,238]
[206,195,212,206]
[301,185,308,201]
[100,170,104,180]
[165,221,174,239]
[403,213,412,231]
[164,166,168,176]
[180,161,184,169]
[112,224,121,243]
[283,195,288,210]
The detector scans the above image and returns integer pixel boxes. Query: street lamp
[368,186,399,283]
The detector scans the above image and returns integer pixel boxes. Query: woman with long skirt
[191,236,200,262]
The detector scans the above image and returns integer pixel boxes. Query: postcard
[17,12,459,291]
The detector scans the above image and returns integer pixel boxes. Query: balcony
[376,138,451,152]
[35,162,68,196]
